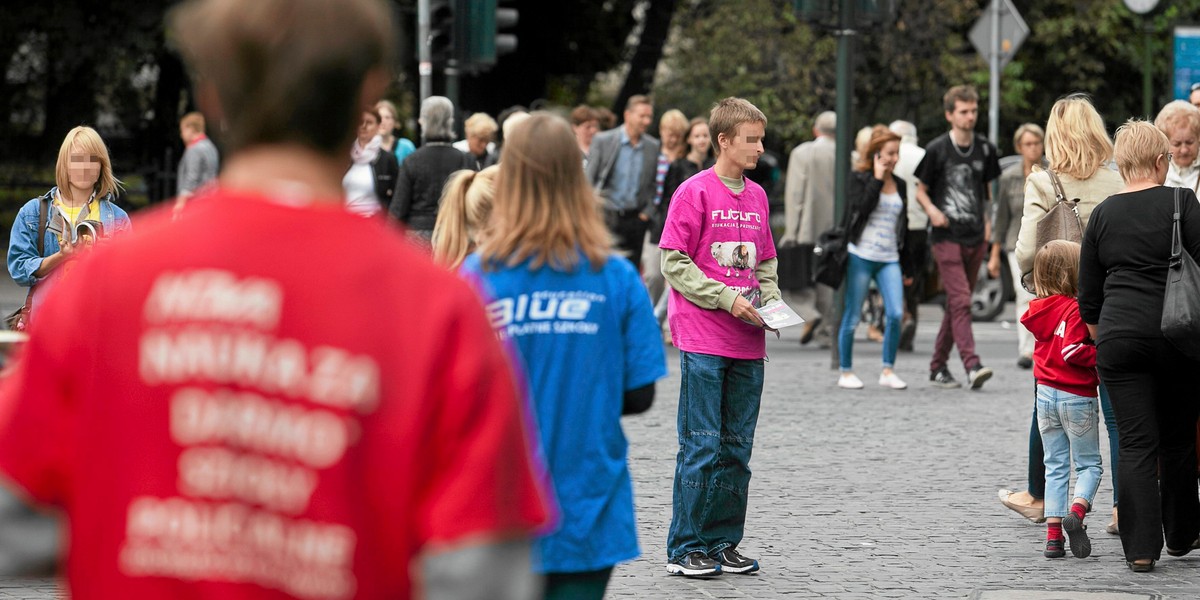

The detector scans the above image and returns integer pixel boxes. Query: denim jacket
[7,188,132,288]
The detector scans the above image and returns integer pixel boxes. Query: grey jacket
[585,127,661,217]
[177,137,220,196]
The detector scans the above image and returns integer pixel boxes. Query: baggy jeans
[666,351,764,562]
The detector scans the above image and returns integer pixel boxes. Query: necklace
[950,133,975,158]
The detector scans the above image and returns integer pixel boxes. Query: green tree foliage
[654,0,834,150]
[655,0,1200,155]
[1000,0,1200,148]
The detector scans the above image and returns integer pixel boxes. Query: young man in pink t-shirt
[659,97,779,577]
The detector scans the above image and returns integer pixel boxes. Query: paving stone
[609,303,1200,599]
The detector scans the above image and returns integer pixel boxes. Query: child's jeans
[1037,384,1103,519]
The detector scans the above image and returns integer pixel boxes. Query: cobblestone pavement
[1,304,1197,598]
[610,304,1200,599]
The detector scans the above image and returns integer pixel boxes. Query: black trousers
[1097,336,1200,561]
[607,210,649,269]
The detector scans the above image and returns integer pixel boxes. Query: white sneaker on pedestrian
[878,372,907,390]
[837,373,864,389]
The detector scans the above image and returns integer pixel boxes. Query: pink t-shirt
[659,168,777,359]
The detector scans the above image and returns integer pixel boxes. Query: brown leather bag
[1021,169,1083,293]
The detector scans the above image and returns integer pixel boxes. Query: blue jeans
[838,254,904,371]
[667,351,764,562]
[1037,384,1103,518]
[1027,383,1117,505]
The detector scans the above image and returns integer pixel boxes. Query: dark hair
[169,0,395,155]
[570,105,599,127]
[943,85,979,113]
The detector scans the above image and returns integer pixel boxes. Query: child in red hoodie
[1020,240,1102,560]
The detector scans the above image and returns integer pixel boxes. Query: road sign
[969,0,1029,69]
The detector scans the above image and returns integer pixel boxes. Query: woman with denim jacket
[7,126,132,323]
[836,125,911,391]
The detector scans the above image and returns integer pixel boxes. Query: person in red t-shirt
[1020,240,1101,562]
[0,0,554,598]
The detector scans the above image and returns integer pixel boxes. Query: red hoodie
[1020,294,1099,397]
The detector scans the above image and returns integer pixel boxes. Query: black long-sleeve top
[1078,186,1200,342]
[389,143,469,231]
[844,170,912,277]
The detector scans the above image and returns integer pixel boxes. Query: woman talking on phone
[836,125,911,390]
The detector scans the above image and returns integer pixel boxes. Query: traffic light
[458,0,518,71]
[429,0,455,66]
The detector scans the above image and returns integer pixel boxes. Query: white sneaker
[837,373,864,389]
[878,372,907,390]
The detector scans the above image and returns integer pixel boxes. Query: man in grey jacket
[781,111,836,347]
[174,111,220,213]
[586,95,661,269]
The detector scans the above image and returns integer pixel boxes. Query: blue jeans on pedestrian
[838,253,904,371]
[1026,383,1117,505]
[666,351,764,562]
[1037,384,1103,519]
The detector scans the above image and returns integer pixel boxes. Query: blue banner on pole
[1173,26,1200,99]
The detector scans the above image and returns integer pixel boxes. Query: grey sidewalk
[610,303,1200,599]
[0,302,1197,598]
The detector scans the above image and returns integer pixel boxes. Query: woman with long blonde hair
[7,126,132,326]
[461,112,666,599]
[430,165,497,269]
[1001,93,1123,536]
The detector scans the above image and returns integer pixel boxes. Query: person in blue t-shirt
[461,112,667,600]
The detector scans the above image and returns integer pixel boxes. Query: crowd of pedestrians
[1,0,1199,594]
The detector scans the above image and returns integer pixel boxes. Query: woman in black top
[390,96,469,245]
[1078,120,1200,572]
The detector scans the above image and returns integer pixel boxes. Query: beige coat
[1014,165,1124,276]
[782,135,837,246]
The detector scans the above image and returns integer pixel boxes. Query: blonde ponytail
[431,166,498,269]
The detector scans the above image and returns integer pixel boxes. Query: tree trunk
[614,0,678,117]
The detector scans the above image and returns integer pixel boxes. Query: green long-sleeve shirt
[660,249,780,313]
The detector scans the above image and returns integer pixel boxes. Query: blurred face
[574,119,599,148]
[67,145,101,191]
[945,100,978,133]
[624,103,652,139]
[661,127,684,152]
[377,106,396,137]
[1166,124,1198,167]
[720,121,764,170]
[468,133,490,156]
[877,140,900,171]
[358,112,379,145]
[1017,131,1044,164]
[1191,89,1200,109]
[688,123,711,155]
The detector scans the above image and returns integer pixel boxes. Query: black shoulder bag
[1161,187,1200,361]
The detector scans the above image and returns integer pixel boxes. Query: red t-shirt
[0,188,553,599]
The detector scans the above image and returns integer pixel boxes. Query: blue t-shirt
[460,252,667,573]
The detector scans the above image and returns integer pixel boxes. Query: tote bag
[1161,187,1200,361]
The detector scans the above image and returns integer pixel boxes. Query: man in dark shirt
[914,85,1001,390]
